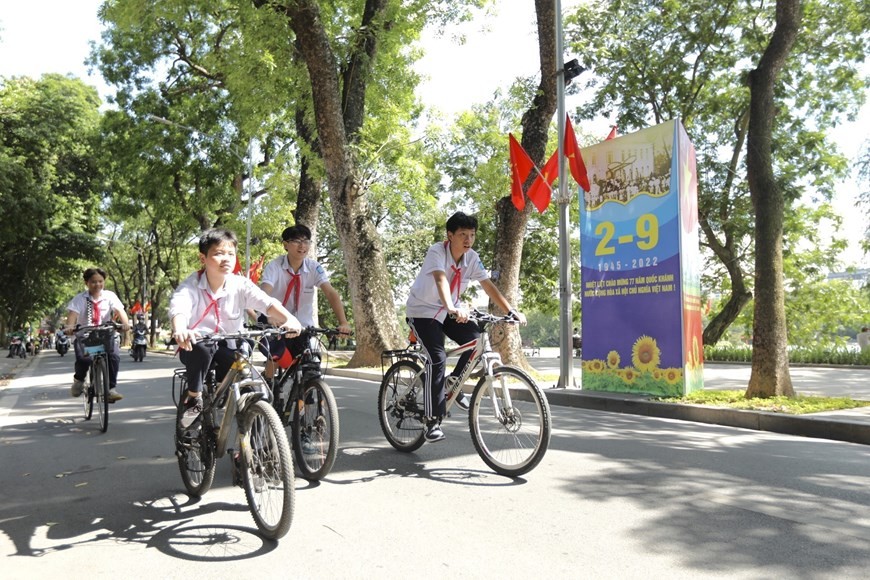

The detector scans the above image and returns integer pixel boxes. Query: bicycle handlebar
[194,327,290,343]
[247,323,352,338]
[455,309,521,325]
[73,321,123,335]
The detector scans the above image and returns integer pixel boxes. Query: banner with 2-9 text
[579,119,703,396]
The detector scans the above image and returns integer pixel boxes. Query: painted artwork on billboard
[579,119,703,396]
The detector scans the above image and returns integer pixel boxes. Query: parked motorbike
[56,333,70,357]
[130,327,147,362]
[8,336,26,359]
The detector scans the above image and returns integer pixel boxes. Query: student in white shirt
[169,228,302,427]
[406,212,526,443]
[65,267,131,402]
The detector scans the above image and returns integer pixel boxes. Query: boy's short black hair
[446,211,478,233]
[282,224,311,241]
[83,267,107,282]
[198,228,238,255]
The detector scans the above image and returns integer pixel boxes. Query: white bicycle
[378,310,551,477]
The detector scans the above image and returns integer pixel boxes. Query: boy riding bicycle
[169,228,302,428]
[254,224,351,381]
[406,212,526,443]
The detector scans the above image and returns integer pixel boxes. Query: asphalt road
[2,351,870,578]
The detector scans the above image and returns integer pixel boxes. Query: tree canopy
[0,74,104,333]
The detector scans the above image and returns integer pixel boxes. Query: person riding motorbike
[56,328,70,356]
[130,313,148,361]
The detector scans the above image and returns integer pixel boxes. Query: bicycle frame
[418,311,518,415]
[202,340,275,460]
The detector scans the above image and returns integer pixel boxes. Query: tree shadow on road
[544,407,870,577]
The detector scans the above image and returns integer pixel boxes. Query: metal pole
[555,0,575,388]
[245,140,253,275]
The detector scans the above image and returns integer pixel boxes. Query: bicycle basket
[81,328,114,355]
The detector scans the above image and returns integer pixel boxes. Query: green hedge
[705,344,870,366]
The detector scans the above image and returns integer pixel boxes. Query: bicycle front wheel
[378,360,426,452]
[95,356,110,433]
[469,365,551,477]
[175,396,216,497]
[240,400,294,540]
[83,373,94,421]
[291,379,339,481]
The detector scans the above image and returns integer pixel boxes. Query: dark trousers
[408,317,479,420]
[179,341,236,394]
[74,338,121,390]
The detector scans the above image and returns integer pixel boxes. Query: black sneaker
[453,392,471,411]
[425,422,445,443]
[180,396,203,429]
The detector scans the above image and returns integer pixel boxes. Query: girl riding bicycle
[65,267,131,402]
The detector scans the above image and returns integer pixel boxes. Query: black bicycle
[172,328,295,540]
[269,327,342,481]
[75,322,120,433]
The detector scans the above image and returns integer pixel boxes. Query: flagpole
[554,0,575,388]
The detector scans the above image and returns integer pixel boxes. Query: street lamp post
[147,114,255,273]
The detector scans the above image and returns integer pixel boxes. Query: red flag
[508,133,535,211]
[131,300,142,314]
[605,126,618,140]
[564,115,591,192]
[248,255,266,284]
[233,255,242,274]
[526,150,558,213]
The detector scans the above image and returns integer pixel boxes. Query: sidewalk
[5,347,869,446]
[0,349,34,385]
[326,348,870,446]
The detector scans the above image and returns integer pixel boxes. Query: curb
[325,367,870,446]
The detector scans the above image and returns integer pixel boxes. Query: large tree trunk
[745,0,801,398]
[293,105,322,233]
[700,109,753,345]
[491,0,558,368]
[282,0,402,366]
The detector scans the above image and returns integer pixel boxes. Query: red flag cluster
[248,255,266,285]
[130,300,152,314]
[509,115,591,213]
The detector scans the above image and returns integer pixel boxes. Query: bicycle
[75,322,120,433]
[378,309,552,477]
[268,326,343,481]
[172,328,295,540]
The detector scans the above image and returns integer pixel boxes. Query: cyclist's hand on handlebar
[172,328,198,351]
[508,309,528,326]
[278,319,303,337]
[337,323,352,336]
[450,307,470,324]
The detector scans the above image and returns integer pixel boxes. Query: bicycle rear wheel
[175,395,216,497]
[378,360,426,452]
[94,356,110,433]
[240,400,294,540]
[469,365,551,477]
[291,379,339,481]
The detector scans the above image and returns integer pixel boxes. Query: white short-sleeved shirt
[406,241,489,323]
[260,256,329,327]
[67,290,125,326]
[169,271,280,334]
